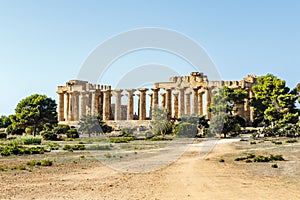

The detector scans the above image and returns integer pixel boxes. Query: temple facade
[57,72,257,126]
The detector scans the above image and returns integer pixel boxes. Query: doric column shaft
[57,92,65,121]
[198,91,204,116]
[173,92,179,118]
[91,90,100,116]
[113,89,123,120]
[178,88,185,118]
[148,93,153,118]
[206,88,212,119]
[102,90,111,121]
[165,88,172,115]
[151,88,160,107]
[126,89,136,120]
[80,92,87,118]
[73,92,80,121]
[185,92,191,115]
[160,93,166,108]
[68,92,74,121]
[138,88,148,120]
[192,87,199,114]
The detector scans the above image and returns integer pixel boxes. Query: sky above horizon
[1,0,300,115]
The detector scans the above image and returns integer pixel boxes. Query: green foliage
[250,141,256,145]
[10,94,57,136]
[151,106,172,136]
[0,115,12,128]
[86,144,112,150]
[66,128,79,139]
[235,153,284,163]
[53,124,70,134]
[109,137,134,143]
[5,124,24,135]
[271,140,282,145]
[40,130,58,141]
[0,132,7,139]
[218,158,225,162]
[271,163,278,168]
[63,143,86,151]
[119,127,134,137]
[12,136,42,145]
[286,139,297,143]
[26,160,41,167]
[41,159,53,166]
[78,115,112,137]
[252,74,299,126]
[0,144,45,156]
[174,122,198,138]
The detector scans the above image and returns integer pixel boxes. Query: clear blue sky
[0,0,300,115]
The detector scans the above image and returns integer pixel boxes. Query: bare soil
[0,138,299,200]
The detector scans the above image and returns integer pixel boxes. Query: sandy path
[1,140,299,200]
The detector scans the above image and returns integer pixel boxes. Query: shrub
[0,144,45,156]
[218,158,225,162]
[175,122,198,138]
[250,141,256,145]
[0,132,7,139]
[13,136,42,145]
[271,140,282,145]
[27,160,41,167]
[63,143,86,151]
[286,139,297,143]
[86,144,111,150]
[67,128,79,139]
[271,163,278,168]
[269,154,284,161]
[104,153,112,158]
[109,137,134,143]
[53,124,70,134]
[5,125,24,135]
[41,131,58,141]
[246,153,255,159]
[41,159,53,166]
[119,128,134,137]
[253,155,270,162]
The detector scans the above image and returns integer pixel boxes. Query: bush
[271,140,282,145]
[67,128,79,139]
[12,136,42,145]
[5,125,24,135]
[53,124,70,134]
[0,144,45,156]
[63,143,86,151]
[218,158,225,162]
[175,122,198,138]
[271,163,278,168]
[250,141,256,145]
[41,131,58,141]
[286,139,297,143]
[41,159,53,166]
[119,128,134,137]
[86,144,111,150]
[109,137,134,143]
[0,132,7,139]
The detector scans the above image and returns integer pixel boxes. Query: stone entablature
[57,72,257,125]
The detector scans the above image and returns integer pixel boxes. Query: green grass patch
[286,139,298,143]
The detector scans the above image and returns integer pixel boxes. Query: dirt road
[1,140,299,200]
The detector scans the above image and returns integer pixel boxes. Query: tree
[78,115,112,137]
[252,74,299,126]
[150,106,172,136]
[208,86,248,137]
[0,115,12,128]
[10,94,57,136]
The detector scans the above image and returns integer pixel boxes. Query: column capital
[138,88,148,93]
[151,88,160,92]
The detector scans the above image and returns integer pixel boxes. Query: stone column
[138,88,148,120]
[57,92,64,121]
[66,92,70,121]
[99,92,103,117]
[151,88,160,107]
[185,91,191,115]
[102,89,111,121]
[160,93,166,108]
[178,88,185,118]
[148,93,153,118]
[80,92,87,118]
[206,88,212,119]
[85,92,91,116]
[68,92,74,121]
[173,92,179,118]
[198,91,204,116]
[113,89,123,121]
[126,89,136,120]
[91,90,100,116]
[73,92,80,121]
[192,87,199,114]
[165,88,172,115]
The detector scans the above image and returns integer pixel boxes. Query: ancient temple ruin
[57,72,257,126]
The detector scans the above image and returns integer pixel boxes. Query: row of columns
[57,87,210,122]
